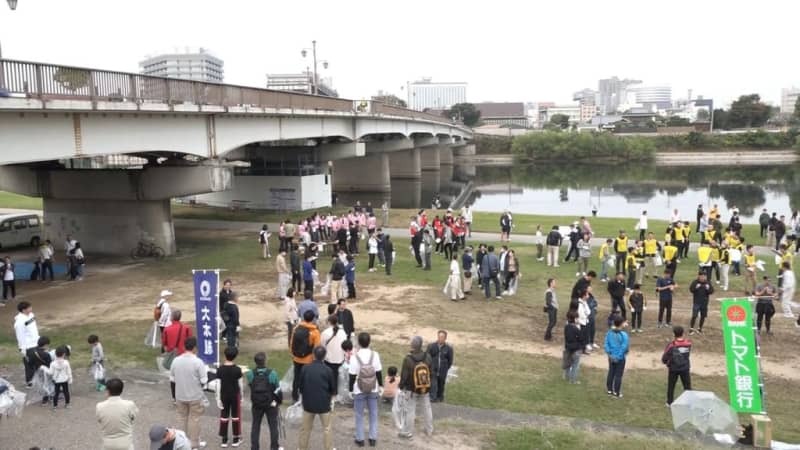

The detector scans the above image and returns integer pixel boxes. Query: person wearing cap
[96,378,138,450]
[156,290,173,336]
[149,424,192,450]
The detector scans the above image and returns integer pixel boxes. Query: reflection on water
[468,164,800,223]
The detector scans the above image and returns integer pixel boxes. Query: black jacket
[607,279,626,299]
[546,230,562,246]
[219,288,233,313]
[330,259,346,281]
[298,360,336,414]
[564,323,583,352]
[383,239,394,257]
[290,252,300,273]
[426,342,454,375]
[223,302,240,328]
[337,309,354,338]
[571,277,591,300]
[689,279,714,305]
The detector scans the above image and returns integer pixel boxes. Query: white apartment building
[408,78,467,110]
[781,87,800,114]
[140,48,224,82]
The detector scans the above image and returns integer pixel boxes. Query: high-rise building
[139,48,224,82]
[266,72,338,97]
[781,87,800,114]
[631,85,672,110]
[408,78,467,111]
[597,77,641,114]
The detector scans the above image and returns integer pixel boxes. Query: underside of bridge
[0,160,232,255]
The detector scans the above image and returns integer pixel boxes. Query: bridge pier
[420,146,441,172]
[389,148,421,180]
[0,165,232,256]
[439,145,454,166]
[332,153,391,194]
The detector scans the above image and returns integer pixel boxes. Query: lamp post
[0,0,18,90]
[1,0,19,60]
[301,40,329,95]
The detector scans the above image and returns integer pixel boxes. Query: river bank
[455,149,799,165]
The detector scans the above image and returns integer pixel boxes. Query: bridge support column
[439,145,454,166]
[420,146,441,172]
[452,143,475,156]
[389,148,421,180]
[333,153,390,193]
[44,198,175,256]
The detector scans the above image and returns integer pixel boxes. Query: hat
[149,425,168,449]
[160,290,173,298]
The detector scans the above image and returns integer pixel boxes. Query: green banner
[720,298,764,413]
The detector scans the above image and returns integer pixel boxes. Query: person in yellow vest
[598,238,614,282]
[625,247,637,291]
[702,228,717,246]
[663,240,679,280]
[731,238,744,276]
[643,232,662,280]
[697,242,713,280]
[709,204,719,220]
[664,225,673,246]
[776,243,793,290]
[633,241,646,286]
[710,242,721,285]
[719,242,731,291]
[743,245,757,295]
[681,221,692,260]
[614,230,629,274]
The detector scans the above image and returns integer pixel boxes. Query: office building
[266,73,338,97]
[372,90,406,107]
[540,104,581,125]
[474,102,528,127]
[139,48,224,82]
[781,87,800,114]
[631,85,672,110]
[597,77,641,114]
[408,78,467,111]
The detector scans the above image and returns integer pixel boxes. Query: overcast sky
[1,0,797,107]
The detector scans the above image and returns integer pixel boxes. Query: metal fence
[0,59,461,126]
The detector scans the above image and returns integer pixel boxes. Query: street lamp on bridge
[301,40,329,95]
[1,0,19,76]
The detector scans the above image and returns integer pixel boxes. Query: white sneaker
[575,272,581,277]
[582,272,587,276]
[784,313,795,319]
[593,343,600,349]
[554,264,560,267]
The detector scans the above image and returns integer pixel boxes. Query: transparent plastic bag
[0,378,26,418]
[285,400,304,426]
[335,362,351,404]
[446,365,459,382]
[279,367,294,399]
[144,321,161,348]
[93,363,106,382]
[27,368,54,404]
[392,391,405,430]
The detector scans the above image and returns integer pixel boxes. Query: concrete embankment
[455,149,798,166]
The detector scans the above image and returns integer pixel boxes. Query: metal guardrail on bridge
[0,59,464,128]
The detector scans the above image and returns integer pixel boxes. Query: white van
[0,213,43,249]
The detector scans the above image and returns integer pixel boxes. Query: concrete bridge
[0,59,473,254]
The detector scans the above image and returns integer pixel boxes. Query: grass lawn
[0,191,43,210]
[494,428,710,450]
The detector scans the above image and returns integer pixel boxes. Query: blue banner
[193,270,219,365]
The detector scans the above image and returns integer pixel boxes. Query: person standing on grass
[628,283,646,333]
[586,286,599,350]
[446,254,466,301]
[570,271,596,302]
[426,330,453,403]
[563,311,583,384]
[577,233,591,277]
[345,255,357,300]
[480,245,502,300]
[302,253,315,294]
[348,332,384,447]
[46,345,73,410]
[461,246,474,295]
[655,270,676,328]
[576,290,592,354]
[283,288,299,345]
[367,233,378,272]
[155,290,173,350]
[398,336,434,439]
[298,346,337,450]
[565,223,580,263]
[546,226,562,267]
[780,261,796,319]
[534,225,544,262]
[598,238,613,282]
[163,309,193,402]
[248,351,282,450]
[291,244,302,294]
[1,256,16,303]
[95,378,138,450]
[743,244,757,295]
[636,211,648,241]
[335,298,355,342]
[689,272,714,335]
[291,310,322,402]
[322,314,347,383]
[223,292,241,348]
[217,346,243,448]
[14,300,39,385]
[608,272,627,320]
[259,224,271,259]
[219,279,233,343]
[544,278,558,341]
[276,249,291,299]
[662,325,692,406]
[88,334,106,392]
[329,254,346,304]
[38,240,55,281]
[643,232,661,280]
[499,210,511,242]
[170,336,208,449]
[759,209,770,239]
[614,230,629,274]
[383,234,394,275]
[604,315,629,398]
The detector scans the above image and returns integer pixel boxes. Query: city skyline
[1,0,798,107]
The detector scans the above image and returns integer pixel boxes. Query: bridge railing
[0,59,464,127]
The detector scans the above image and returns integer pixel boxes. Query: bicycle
[130,240,165,260]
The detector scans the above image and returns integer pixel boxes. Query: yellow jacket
[615,236,628,253]
[664,245,678,261]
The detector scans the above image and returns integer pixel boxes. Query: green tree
[53,68,91,92]
[549,114,570,130]
[444,103,481,127]
[794,96,800,119]
[696,109,710,122]
[666,116,691,127]
[727,94,773,128]
[712,108,729,130]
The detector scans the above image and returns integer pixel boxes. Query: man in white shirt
[38,240,55,281]
[170,336,208,449]
[1,256,15,302]
[670,209,681,224]
[64,235,77,278]
[461,205,473,238]
[96,378,138,450]
[781,261,796,319]
[348,332,384,447]
[637,211,648,241]
[14,301,39,385]
[156,290,173,351]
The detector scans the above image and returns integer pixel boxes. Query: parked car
[0,213,43,249]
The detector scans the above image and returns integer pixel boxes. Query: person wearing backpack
[661,325,692,406]
[398,335,434,439]
[247,351,282,450]
[426,330,453,403]
[290,309,321,402]
[348,332,384,447]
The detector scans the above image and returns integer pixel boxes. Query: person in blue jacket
[604,315,630,398]
[345,255,357,299]
[303,254,315,293]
